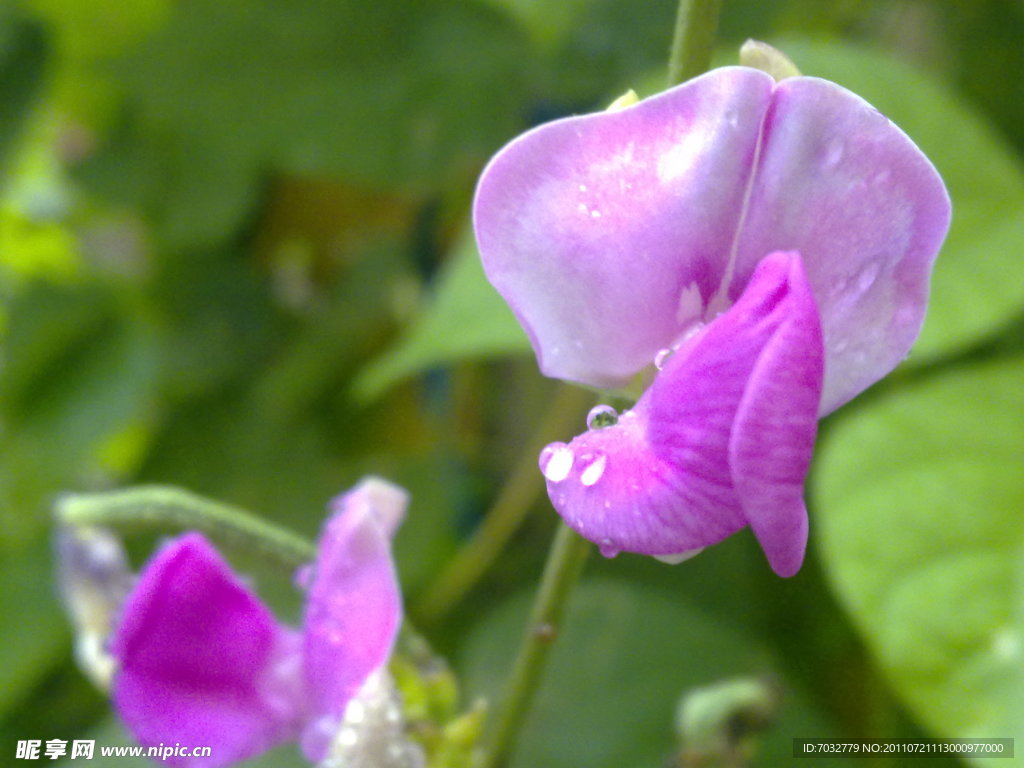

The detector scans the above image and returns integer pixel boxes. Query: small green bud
[606,89,640,112]
[433,701,487,768]
[739,40,801,82]
[675,676,781,767]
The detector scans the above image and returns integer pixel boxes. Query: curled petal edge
[542,251,823,576]
[300,477,407,761]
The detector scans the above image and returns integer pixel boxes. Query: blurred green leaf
[0,7,48,177]
[353,226,529,401]
[815,360,1024,754]
[0,283,160,545]
[0,537,68,718]
[478,0,594,48]
[780,39,1024,362]
[81,0,531,249]
[459,578,840,768]
[25,0,171,60]
[935,0,1024,156]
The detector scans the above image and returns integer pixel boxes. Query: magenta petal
[111,534,302,767]
[729,254,823,577]
[733,77,950,414]
[475,67,776,388]
[546,252,822,573]
[300,478,406,761]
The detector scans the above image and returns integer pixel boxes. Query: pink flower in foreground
[474,66,950,576]
[109,479,411,766]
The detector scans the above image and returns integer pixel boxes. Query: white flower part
[340,476,410,540]
[653,547,705,565]
[318,669,425,768]
[54,526,135,690]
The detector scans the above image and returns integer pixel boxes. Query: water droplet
[590,209,601,219]
[992,627,1021,661]
[539,442,574,483]
[654,347,674,370]
[856,261,880,293]
[577,202,588,214]
[578,183,588,192]
[293,564,314,590]
[337,726,359,748]
[653,547,704,565]
[301,715,340,760]
[586,404,618,430]
[579,453,607,487]
[824,140,844,168]
[344,698,366,724]
[599,539,620,558]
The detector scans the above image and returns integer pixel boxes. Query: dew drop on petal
[301,715,341,760]
[825,139,844,167]
[586,404,618,430]
[345,698,366,725]
[337,727,359,748]
[293,564,314,590]
[579,452,607,487]
[539,442,574,483]
[857,261,881,293]
[654,348,673,370]
[599,539,620,558]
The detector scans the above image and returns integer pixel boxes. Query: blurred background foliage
[1,0,1022,766]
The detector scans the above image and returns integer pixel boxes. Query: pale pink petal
[300,478,406,761]
[545,251,821,573]
[474,67,776,388]
[111,534,302,767]
[732,77,951,413]
[476,70,949,405]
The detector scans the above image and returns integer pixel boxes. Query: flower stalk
[414,382,591,625]
[668,0,724,85]
[55,485,316,572]
[479,523,591,768]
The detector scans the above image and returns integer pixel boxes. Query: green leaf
[815,360,1024,756]
[0,283,160,545]
[352,226,530,401]
[459,578,840,768]
[0,7,48,177]
[779,39,1024,362]
[0,537,68,719]
[84,0,531,248]
[477,0,594,48]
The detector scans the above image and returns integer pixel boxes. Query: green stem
[55,485,316,571]
[414,383,591,624]
[667,0,724,85]
[478,524,591,768]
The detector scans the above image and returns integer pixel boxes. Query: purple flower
[474,66,950,576]
[109,478,409,766]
